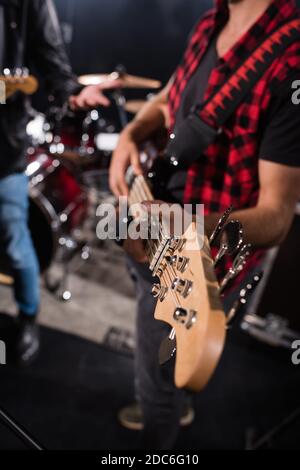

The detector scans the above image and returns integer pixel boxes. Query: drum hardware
[241,214,300,342]
[16,151,90,301]
[226,272,263,327]
[112,66,129,129]
[245,406,300,450]
[27,156,60,186]
[236,215,300,450]
[0,407,44,450]
[45,240,91,302]
[241,313,299,348]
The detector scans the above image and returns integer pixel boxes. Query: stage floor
[0,244,299,450]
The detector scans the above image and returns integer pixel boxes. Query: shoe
[118,402,195,431]
[15,313,40,366]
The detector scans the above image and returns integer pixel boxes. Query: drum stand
[45,240,90,302]
[0,406,44,450]
[245,406,300,450]
[113,65,129,129]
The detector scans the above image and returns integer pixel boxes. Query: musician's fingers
[86,93,110,108]
[109,166,129,197]
[116,168,129,196]
[130,148,143,176]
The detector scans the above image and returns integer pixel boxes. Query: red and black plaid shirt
[168,0,300,282]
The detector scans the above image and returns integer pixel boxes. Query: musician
[0,0,119,366]
[110,0,300,449]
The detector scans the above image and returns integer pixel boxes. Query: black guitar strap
[165,17,300,196]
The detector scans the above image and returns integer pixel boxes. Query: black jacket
[0,0,80,177]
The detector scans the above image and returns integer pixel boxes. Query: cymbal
[78,72,161,89]
[125,100,147,114]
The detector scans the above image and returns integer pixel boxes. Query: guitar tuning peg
[226,271,263,326]
[209,205,233,247]
[219,243,251,293]
[214,220,243,267]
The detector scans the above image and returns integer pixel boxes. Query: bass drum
[27,150,88,272]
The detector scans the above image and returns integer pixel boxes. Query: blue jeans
[0,173,40,315]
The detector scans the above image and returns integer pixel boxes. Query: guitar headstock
[152,223,226,391]
[0,68,38,98]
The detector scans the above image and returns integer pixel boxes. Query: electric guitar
[0,70,38,99]
[125,142,253,392]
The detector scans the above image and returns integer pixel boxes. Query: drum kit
[0,70,161,299]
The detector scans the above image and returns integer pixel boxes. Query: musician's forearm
[122,80,172,143]
[124,106,167,144]
[204,205,293,249]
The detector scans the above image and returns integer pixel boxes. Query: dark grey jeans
[128,258,186,450]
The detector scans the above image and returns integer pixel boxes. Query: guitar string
[134,175,182,277]
[130,177,183,307]
[129,182,182,307]
[129,186,180,309]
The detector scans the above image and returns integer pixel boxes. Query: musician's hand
[109,131,143,197]
[69,79,122,110]
[123,238,148,263]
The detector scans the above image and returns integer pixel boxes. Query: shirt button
[10,21,17,29]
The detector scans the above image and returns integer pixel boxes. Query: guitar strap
[197,18,300,128]
[166,17,300,172]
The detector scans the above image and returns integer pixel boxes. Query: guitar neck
[128,173,154,206]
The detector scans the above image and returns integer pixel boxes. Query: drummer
[0,0,120,366]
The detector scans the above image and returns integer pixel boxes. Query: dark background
[53,0,212,84]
